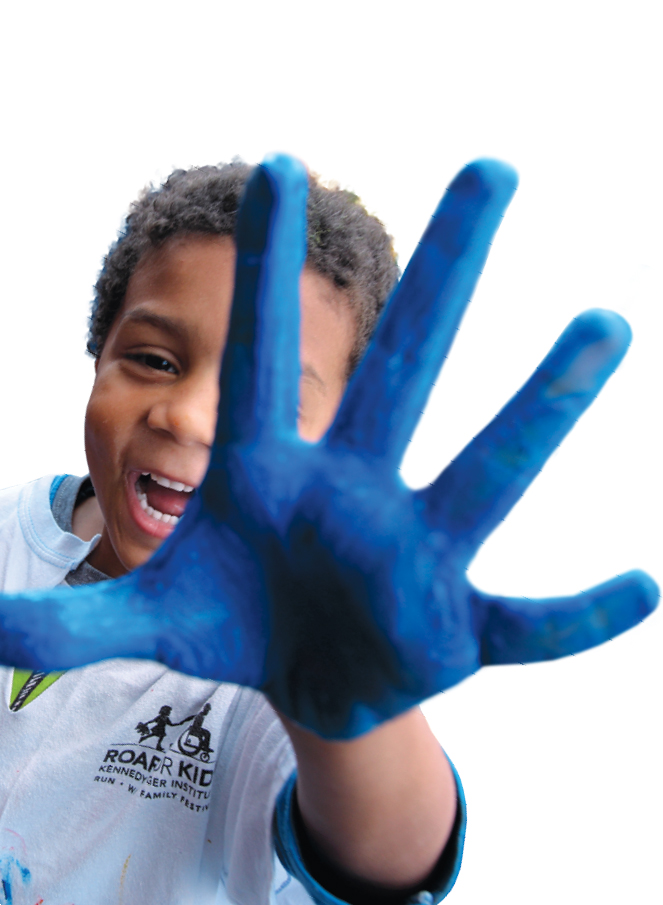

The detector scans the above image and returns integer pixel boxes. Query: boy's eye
[127,353,178,375]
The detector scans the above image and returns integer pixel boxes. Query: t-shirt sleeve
[273,755,466,905]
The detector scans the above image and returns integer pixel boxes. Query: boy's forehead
[114,235,237,339]
[127,234,236,300]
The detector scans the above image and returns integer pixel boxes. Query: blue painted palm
[0,155,657,738]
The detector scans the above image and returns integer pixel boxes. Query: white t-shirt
[0,475,315,905]
[0,476,465,905]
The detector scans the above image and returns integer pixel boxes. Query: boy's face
[85,235,356,577]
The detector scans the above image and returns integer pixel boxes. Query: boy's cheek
[298,386,346,443]
[84,381,134,527]
[84,391,122,478]
[85,370,140,458]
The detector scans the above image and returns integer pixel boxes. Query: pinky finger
[471,570,659,666]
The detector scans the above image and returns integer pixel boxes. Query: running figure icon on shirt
[135,705,179,752]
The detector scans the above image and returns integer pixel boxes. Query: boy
[0,154,655,904]
[0,159,462,904]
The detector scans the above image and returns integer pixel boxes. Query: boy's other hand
[0,155,657,739]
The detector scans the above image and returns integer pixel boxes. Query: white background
[0,1,661,901]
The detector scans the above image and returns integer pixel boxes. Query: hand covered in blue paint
[0,156,657,738]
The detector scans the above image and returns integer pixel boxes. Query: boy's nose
[146,380,219,449]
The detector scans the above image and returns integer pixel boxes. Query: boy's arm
[282,707,457,892]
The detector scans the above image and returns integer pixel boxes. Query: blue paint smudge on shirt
[0,855,31,905]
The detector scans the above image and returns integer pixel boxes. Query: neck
[71,494,105,542]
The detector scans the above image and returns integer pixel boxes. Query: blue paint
[0,854,31,905]
[0,155,657,738]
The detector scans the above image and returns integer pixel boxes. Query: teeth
[136,486,179,525]
[150,473,194,493]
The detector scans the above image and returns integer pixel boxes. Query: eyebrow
[301,363,327,394]
[120,307,190,338]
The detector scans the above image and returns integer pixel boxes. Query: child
[0,154,655,905]
[0,159,463,904]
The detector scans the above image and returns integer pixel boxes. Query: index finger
[214,154,308,449]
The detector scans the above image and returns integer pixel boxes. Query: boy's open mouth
[135,473,195,526]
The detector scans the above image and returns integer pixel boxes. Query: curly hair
[88,161,400,374]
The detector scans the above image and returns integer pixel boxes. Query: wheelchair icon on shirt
[176,702,214,762]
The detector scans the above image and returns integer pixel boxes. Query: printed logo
[94,701,217,814]
[135,703,214,762]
